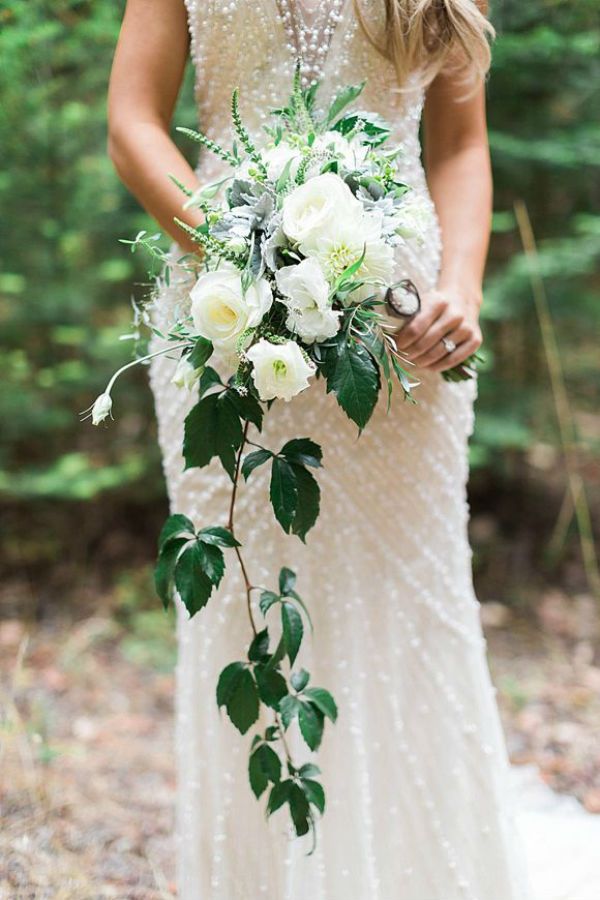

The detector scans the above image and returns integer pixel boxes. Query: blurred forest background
[1,1,600,894]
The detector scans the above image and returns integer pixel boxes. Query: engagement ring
[442,337,457,354]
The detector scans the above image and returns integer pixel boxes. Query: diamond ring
[442,336,457,354]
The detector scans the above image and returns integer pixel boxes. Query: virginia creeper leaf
[158,513,195,550]
[298,701,324,751]
[304,687,338,723]
[242,448,272,481]
[270,457,298,532]
[174,543,214,616]
[216,662,259,735]
[281,601,303,665]
[154,536,187,610]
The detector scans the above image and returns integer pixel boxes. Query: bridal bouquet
[86,68,478,846]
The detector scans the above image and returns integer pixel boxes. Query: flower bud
[171,357,203,391]
[91,392,113,425]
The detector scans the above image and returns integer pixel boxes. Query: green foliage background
[1,0,598,605]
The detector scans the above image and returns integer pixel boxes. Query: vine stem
[227,420,258,636]
[275,711,294,767]
[227,419,296,773]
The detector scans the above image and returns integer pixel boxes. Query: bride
[107,1,533,897]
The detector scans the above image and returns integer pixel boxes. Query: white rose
[190,266,272,354]
[171,356,202,391]
[276,258,340,343]
[246,338,315,402]
[281,173,364,254]
[394,196,433,244]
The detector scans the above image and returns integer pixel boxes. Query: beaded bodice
[182,0,427,192]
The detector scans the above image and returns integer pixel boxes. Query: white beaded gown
[148,1,533,898]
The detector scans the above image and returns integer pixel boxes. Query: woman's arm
[394,73,492,372]
[107,0,203,253]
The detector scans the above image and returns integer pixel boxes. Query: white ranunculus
[285,305,341,343]
[311,131,369,171]
[276,258,340,343]
[263,142,302,181]
[281,173,364,254]
[394,196,433,244]
[171,356,203,391]
[276,258,330,311]
[190,266,272,354]
[246,338,315,402]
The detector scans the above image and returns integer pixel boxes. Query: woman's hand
[393,285,483,373]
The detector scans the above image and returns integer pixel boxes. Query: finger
[429,336,482,373]
[410,324,471,369]
[394,297,446,350]
[406,317,466,363]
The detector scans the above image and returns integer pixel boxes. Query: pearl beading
[275,0,346,85]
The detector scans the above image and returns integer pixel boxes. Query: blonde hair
[355,0,495,90]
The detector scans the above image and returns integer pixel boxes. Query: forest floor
[1,589,599,899]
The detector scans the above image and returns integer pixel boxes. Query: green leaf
[281,601,303,666]
[301,778,325,814]
[242,448,272,481]
[174,543,214,616]
[154,536,186,610]
[197,541,225,586]
[324,81,366,127]
[280,438,322,468]
[288,783,311,836]
[304,687,338,723]
[158,513,195,550]
[279,567,297,596]
[228,387,264,431]
[259,744,282,784]
[267,779,292,815]
[216,662,259,734]
[298,702,324,751]
[249,744,282,799]
[264,636,286,672]
[322,334,381,431]
[249,747,269,799]
[290,668,310,692]
[183,392,244,471]
[259,590,280,616]
[275,156,295,192]
[332,245,366,294]
[255,665,288,708]
[289,463,320,542]
[188,336,213,370]
[218,444,238,481]
[299,763,321,778]
[248,627,270,662]
[198,366,222,397]
[332,110,391,146]
[270,457,298,532]
[197,526,240,547]
[279,695,301,729]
